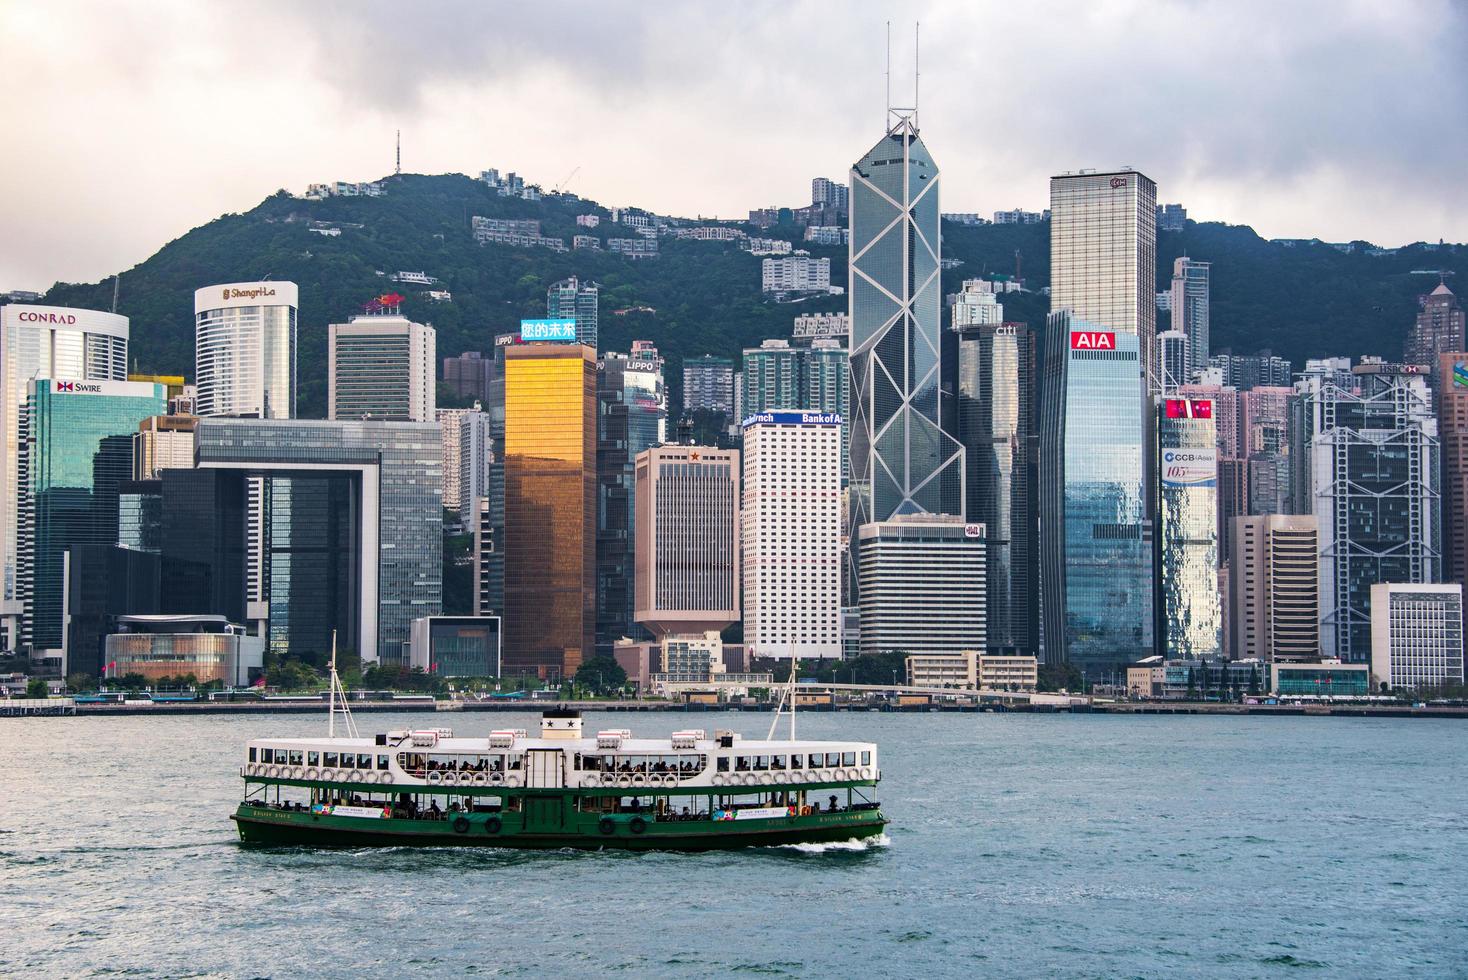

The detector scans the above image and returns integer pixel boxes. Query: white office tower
[328,314,436,422]
[1370,583,1464,691]
[194,282,298,419]
[857,515,986,658]
[1157,330,1190,393]
[741,411,842,659]
[0,304,128,643]
[951,279,1004,327]
[437,406,491,518]
[1050,169,1158,395]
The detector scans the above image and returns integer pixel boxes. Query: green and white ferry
[232,663,886,850]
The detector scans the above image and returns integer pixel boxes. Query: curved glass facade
[1156,398,1221,658]
[1039,313,1152,678]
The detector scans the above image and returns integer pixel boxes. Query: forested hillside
[34,172,1467,416]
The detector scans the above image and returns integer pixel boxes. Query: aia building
[1156,397,1222,659]
[1039,312,1152,679]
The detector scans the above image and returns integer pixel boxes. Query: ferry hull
[232,805,886,851]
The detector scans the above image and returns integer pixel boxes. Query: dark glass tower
[956,322,1038,654]
[848,116,964,591]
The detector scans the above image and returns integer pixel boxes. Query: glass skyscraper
[956,321,1038,654]
[547,277,599,350]
[19,379,166,653]
[1170,257,1211,381]
[1039,313,1152,676]
[1050,170,1158,396]
[848,116,964,592]
[502,343,597,679]
[0,304,128,622]
[1156,397,1222,658]
[742,338,849,482]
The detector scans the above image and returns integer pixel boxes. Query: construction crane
[554,166,580,194]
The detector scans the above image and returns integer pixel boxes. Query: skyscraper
[742,411,841,659]
[1170,257,1211,380]
[194,282,298,419]
[1406,283,1465,381]
[1304,358,1440,662]
[1229,515,1319,662]
[955,321,1038,654]
[1038,313,1152,676]
[547,277,599,350]
[597,344,669,654]
[133,414,197,481]
[18,379,166,658]
[857,516,986,658]
[848,114,964,594]
[1157,330,1190,393]
[1156,397,1222,659]
[633,444,740,637]
[1049,169,1158,395]
[741,338,848,481]
[501,343,597,678]
[441,351,495,405]
[1436,352,1468,585]
[0,304,128,642]
[328,313,436,422]
[682,355,735,416]
[950,279,1004,328]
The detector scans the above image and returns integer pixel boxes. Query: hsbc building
[1038,310,1152,677]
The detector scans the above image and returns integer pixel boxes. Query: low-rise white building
[1370,583,1465,691]
[761,255,832,295]
[978,654,1038,692]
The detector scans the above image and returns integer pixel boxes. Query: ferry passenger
[829,795,839,813]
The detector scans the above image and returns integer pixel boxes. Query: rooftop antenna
[395,130,401,175]
[885,20,891,129]
[110,274,120,314]
[914,21,920,130]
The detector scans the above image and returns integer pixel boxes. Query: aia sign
[1070,331,1115,350]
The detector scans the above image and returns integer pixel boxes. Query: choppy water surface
[2,710,1466,977]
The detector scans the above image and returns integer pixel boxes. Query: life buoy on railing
[427,771,443,785]
[758,773,772,785]
[321,768,337,782]
[629,816,647,835]
[490,772,504,785]
[632,773,646,786]
[601,772,617,786]
[472,772,487,786]
[380,772,394,785]
[484,816,502,835]
[775,771,789,784]
[349,770,364,784]
[598,816,616,836]
[452,816,470,834]
[305,767,319,780]
[861,767,872,780]
[266,766,280,779]
[505,774,521,787]
[712,773,725,787]
[744,773,758,787]
[617,774,632,788]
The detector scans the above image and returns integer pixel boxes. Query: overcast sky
[2,0,1465,289]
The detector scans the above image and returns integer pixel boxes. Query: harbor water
[2,710,1465,977]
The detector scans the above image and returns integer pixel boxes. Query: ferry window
[842,752,856,767]
[717,757,729,772]
[377,755,389,771]
[358,754,373,769]
[860,751,871,766]
[808,754,822,768]
[248,748,257,762]
[771,755,786,770]
[308,752,320,766]
[735,757,751,771]
[754,756,769,771]
[825,753,841,768]
[789,754,802,769]
[509,756,522,770]
[324,752,339,767]
[289,751,303,765]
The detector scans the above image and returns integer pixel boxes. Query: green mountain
[35,173,1467,416]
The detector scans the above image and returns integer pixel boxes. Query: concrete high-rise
[742,411,841,659]
[133,414,197,480]
[194,282,298,419]
[1304,358,1440,662]
[1370,583,1464,691]
[598,344,669,654]
[1230,515,1319,662]
[1170,257,1211,380]
[633,444,740,637]
[0,304,128,642]
[1157,330,1190,393]
[848,114,964,594]
[328,313,436,422]
[857,515,986,658]
[1038,313,1152,677]
[1050,169,1159,396]
[682,355,735,416]
[547,277,599,350]
[955,321,1038,654]
[1437,353,1468,584]
[442,351,495,405]
[1406,283,1465,382]
[501,343,597,678]
[950,279,1003,328]
[1155,397,1221,659]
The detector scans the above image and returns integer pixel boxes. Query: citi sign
[55,381,102,394]
[16,311,77,325]
[1070,331,1115,350]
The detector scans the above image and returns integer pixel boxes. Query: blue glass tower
[847,116,964,590]
[1039,312,1153,677]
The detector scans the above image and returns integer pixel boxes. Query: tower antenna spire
[885,20,891,128]
[914,21,920,129]
[395,129,401,175]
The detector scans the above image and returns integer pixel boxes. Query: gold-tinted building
[502,343,597,678]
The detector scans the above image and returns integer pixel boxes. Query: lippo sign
[1161,447,1217,488]
[1070,331,1115,350]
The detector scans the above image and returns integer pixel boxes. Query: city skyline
[4,2,1468,288]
